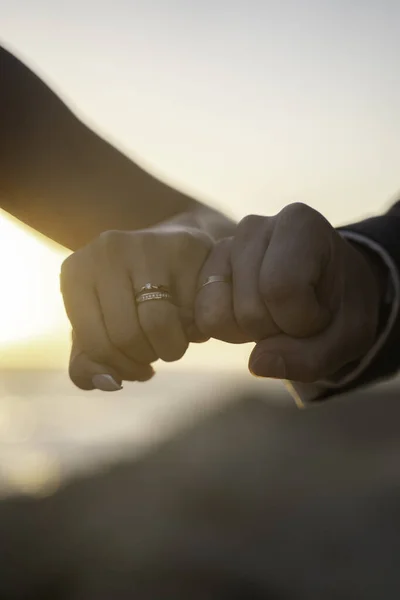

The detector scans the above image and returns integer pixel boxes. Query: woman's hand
[195,203,383,383]
[60,225,213,391]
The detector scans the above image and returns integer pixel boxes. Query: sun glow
[0,211,69,346]
[0,211,247,372]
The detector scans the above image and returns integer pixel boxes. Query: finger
[68,332,122,391]
[96,270,157,365]
[70,334,155,391]
[63,285,154,382]
[178,307,209,343]
[259,203,332,338]
[69,351,122,392]
[248,307,371,383]
[133,271,188,364]
[231,215,280,340]
[195,238,249,343]
[173,233,211,344]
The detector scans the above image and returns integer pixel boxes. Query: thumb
[69,349,123,391]
[69,335,153,391]
[248,329,347,384]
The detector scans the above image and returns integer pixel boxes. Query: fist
[195,203,383,383]
[61,225,213,391]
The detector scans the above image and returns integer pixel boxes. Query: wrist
[318,235,393,385]
[356,244,389,306]
[156,205,237,242]
[351,242,390,342]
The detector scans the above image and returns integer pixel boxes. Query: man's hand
[61,225,213,391]
[195,203,384,383]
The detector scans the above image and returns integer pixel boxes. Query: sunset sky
[1,0,400,370]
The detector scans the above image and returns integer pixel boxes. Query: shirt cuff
[286,231,400,407]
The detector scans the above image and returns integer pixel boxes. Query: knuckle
[280,202,312,219]
[261,279,299,305]
[200,237,232,275]
[237,214,265,231]
[174,230,194,251]
[213,237,232,255]
[171,231,197,264]
[139,230,160,253]
[235,214,269,245]
[59,261,72,294]
[189,229,214,256]
[117,230,161,264]
[278,202,327,233]
[60,250,88,295]
[97,229,128,257]
[171,229,213,265]
[60,252,79,284]
[98,229,123,245]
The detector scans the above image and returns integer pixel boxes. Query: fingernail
[92,374,122,391]
[250,353,287,379]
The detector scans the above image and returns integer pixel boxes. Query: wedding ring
[200,275,232,290]
[135,283,174,305]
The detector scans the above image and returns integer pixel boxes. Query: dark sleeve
[335,202,400,390]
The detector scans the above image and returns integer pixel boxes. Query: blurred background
[1,0,400,497]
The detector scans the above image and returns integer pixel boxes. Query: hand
[60,225,213,391]
[195,203,383,383]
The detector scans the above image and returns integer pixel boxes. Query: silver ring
[200,275,232,290]
[135,283,174,305]
[136,291,173,304]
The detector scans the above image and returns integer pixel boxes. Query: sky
[1,0,400,370]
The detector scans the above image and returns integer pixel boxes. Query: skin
[1,45,385,390]
[196,203,385,383]
[0,46,235,249]
[62,202,385,390]
[0,45,234,389]
[62,224,214,389]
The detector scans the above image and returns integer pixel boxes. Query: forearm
[0,45,233,250]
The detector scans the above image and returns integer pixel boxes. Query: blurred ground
[1,376,400,599]
[0,368,288,497]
